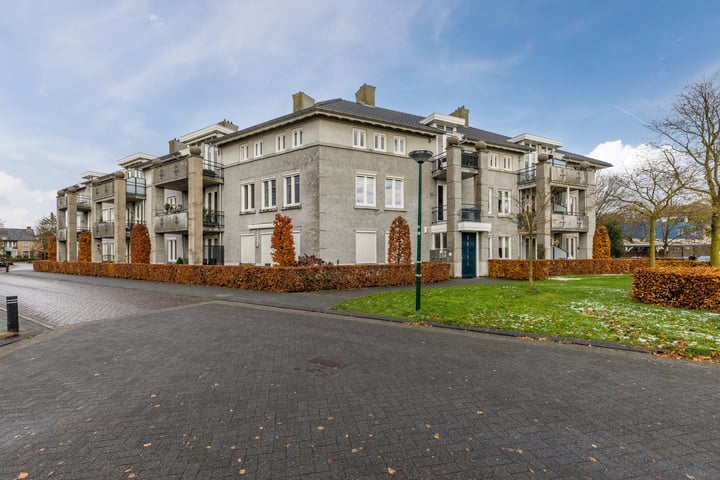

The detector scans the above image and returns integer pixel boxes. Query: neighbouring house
[1,227,42,258]
[55,84,611,277]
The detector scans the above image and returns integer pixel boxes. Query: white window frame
[353,128,366,148]
[261,178,277,210]
[254,140,263,157]
[498,235,511,259]
[393,136,406,155]
[241,183,255,212]
[276,133,287,152]
[498,189,511,216]
[167,239,178,263]
[240,144,249,162]
[292,128,303,148]
[284,174,301,207]
[373,133,386,152]
[356,174,376,207]
[384,177,404,209]
[503,155,513,170]
[487,187,493,215]
[488,153,499,169]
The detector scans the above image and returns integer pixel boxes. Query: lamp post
[409,149,433,311]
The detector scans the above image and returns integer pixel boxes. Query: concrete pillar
[580,165,597,258]
[56,191,67,261]
[66,187,78,262]
[150,160,165,264]
[446,137,463,278]
[535,155,552,259]
[113,171,127,263]
[187,146,204,265]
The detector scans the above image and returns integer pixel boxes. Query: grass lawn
[335,274,720,360]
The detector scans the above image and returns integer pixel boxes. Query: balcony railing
[202,159,224,181]
[551,165,589,186]
[155,159,188,185]
[93,181,114,201]
[126,220,147,232]
[57,228,67,242]
[551,213,589,232]
[518,166,536,184]
[432,152,479,175]
[126,177,146,197]
[203,245,225,265]
[432,206,447,224]
[203,210,224,229]
[57,196,67,210]
[102,255,115,263]
[461,205,481,222]
[77,195,91,210]
[92,222,115,238]
[154,210,188,233]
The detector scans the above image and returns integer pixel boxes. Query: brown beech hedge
[488,258,652,280]
[632,266,720,312]
[33,261,450,292]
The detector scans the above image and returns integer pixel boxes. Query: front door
[462,232,476,278]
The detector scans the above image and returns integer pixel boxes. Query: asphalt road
[1,268,720,479]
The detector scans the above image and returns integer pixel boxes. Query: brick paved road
[1,271,720,479]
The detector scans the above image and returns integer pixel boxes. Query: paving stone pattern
[2,295,720,479]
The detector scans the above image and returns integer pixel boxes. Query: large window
[497,190,511,215]
[254,140,263,157]
[385,177,403,209]
[167,239,177,263]
[261,179,276,210]
[240,144,249,161]
[498,236,511,259]
[373,133,386,151]
[502,155,513,170]
[241,183,255,212]
[356,174,376,207]
[488,153,499,169]
[353,129,366,148]
[284,174,300,207]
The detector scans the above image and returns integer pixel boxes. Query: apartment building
[55,84,610,277]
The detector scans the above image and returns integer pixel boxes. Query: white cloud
[588,140,658,174]
[0,171,56,228]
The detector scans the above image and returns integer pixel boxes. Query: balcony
[126,220,147,233]
[154,158,188,188]
[93,221,115,238]
[432,152,479,179]
[551,165,589,186]
[431,205,481,224]
[202,159,224,186]
[57,196,67,210]
[551,213,589,232]
[154,210,188,233]
[93,181,114,201]
[57,228,67,242]
[77,195,92,210]
[518,166,536,185]
[203,210,224,230]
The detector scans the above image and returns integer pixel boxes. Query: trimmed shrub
[632,267,720,312]
[387,216,412,264]
[489,258,650,280]
[78,231,92,262]
[271,214,295,266]
[47,235,57,261]
[593,226,611,259]
[32,261,450,293]
[130,224,151,264]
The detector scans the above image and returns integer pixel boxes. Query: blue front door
[462,233,476,278]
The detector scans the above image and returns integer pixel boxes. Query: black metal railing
[461,205,481,221]
[203,159,224,180]
[203,210,224,228]
[126,177,146,196]
[203,245,225,265]
[518,166,536,184]
[432,206,447,224]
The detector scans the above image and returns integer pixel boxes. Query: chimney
[450,106,469,126]
[168,138,187,154]
[292,92,315,112]
[355,83,376,106]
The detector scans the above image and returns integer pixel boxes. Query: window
[292,129,303,147]
[498,236,511,259]
[433,232,447,249]
[566,237,577,259]
[488,153,499,169]
[356,174,376,207]
[261,179,277,210]
[497,190,511,215]
[241,183,255,212]
[254,140,263,157]
[353,128,366,148]
[276,134,287,152]
[284,174,300,207]
[503,156,513,170]
[385,177,403,209]
[487,187,493,215]
[167,239,177,263]
[393,136,406,155]
[373,133,386,151]
[240,144,249,162]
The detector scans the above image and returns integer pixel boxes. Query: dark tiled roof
[313,99,441,133]
[457,125,532,152]
[3,228,38,241]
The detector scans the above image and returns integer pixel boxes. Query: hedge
[632,267,720,312]
[32,261,450,293]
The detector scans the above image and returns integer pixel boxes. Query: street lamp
[409,149,433,311]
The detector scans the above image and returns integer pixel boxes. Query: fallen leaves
[17,474,29,480]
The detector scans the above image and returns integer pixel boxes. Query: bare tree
[610,155,687,267]
[649,73,720,265]
[517,187,553,290]
[595,171,624,225]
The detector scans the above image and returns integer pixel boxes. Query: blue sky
[1,0,719,227]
